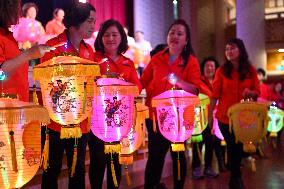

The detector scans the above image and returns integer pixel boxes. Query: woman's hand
[25,45,55,60]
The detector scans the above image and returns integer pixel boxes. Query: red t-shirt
[140,49,201,108]
[45,19,65,36]
[212,66,260,124]
[0,28,29,101]
[94,52,142,92]
[41,31,94,133]
[199,76,213,97]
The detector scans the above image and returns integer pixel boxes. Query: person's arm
[1,45,52,75]
[242,67,261,100]
[208,97,218,129]
[175,77,199,95]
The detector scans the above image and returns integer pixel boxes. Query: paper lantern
[0,98,49,189]
[228,101,268,153]
[90,78,139,187]
[33,56,100,126]
[190,94,210,143]
[267,103,284,137]
[152,89,200,145]
[12,18,43,43]
[90,78,139,143]
[213,109,224,141]
[119,102,148,185]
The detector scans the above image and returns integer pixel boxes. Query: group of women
[0,1,264,189]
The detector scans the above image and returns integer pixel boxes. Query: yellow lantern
[0,98,49,189]
[228,101,268,172]
[33,56,100,136]
[119,102,148,185]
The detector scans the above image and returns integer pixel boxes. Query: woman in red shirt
[209,38,260,189]
[141,19,200,189]
[192,56,221,179]
[0,0,50,102]
[88,19,141,189]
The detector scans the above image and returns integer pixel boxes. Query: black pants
[218,122,243,178]
[41,128,88,189]
[191,126,214,169]
[88,131,121,189]
[144,118,187,189]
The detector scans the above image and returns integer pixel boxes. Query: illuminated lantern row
[228,101,268,172]
[152,89,200,180]
[90,78,139,187]
[0,98,49,189]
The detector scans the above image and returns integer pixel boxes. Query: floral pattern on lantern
[152,90,200,143]
[33,56,100,126]
[90,78,139,143]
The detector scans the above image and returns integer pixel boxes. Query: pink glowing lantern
[90,78,139,143]
[33,56,100,126]
[213,109,224,140]
[12,18,43,43]
[0,98,49,188]
[152,90,200,144]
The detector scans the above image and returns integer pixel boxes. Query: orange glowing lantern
[228,101,268,171]
[33,56,100,137]
[119,102,148,184]
[0,98,49,188]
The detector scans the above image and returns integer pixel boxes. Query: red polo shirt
[0,28,29,101]
[94,52,142,92]
[212,66,260,124]
[41,30,94,133]
[140,49,201,108]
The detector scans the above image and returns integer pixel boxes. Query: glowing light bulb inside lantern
[168,73,178,89]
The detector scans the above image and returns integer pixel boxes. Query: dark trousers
[144,118,187,189]
[214,137,226,167]
[218,122,243,178]
[41,128,88,189]
[192,126,214,169]
[88,131,121,189]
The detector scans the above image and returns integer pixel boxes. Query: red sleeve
[41,40,58,62]
[183,55,201,88]
[212,67,223,99]
[140,58,154,89]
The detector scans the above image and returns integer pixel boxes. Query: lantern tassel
[125,165,131,186]
[250,157,256,172]
[111,154,118,187]
[177,107,180,133]
[60,125,82,139]
[243,142,256,153]
[9,130,18,172]
[177,152,181,181]
[33,84,39,105]
[41,128,49,171]
[225,146,228,165]
[152,111,157,133]
[221,140,226,146]
[71,139,78,177]
[82,82,87,113]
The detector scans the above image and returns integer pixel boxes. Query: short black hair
[257,68,266,77]
[94,19,128,54]
[22,2,38,17]
[200,56,220,75]
[150,44,167,57]
[63,2,95,29]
